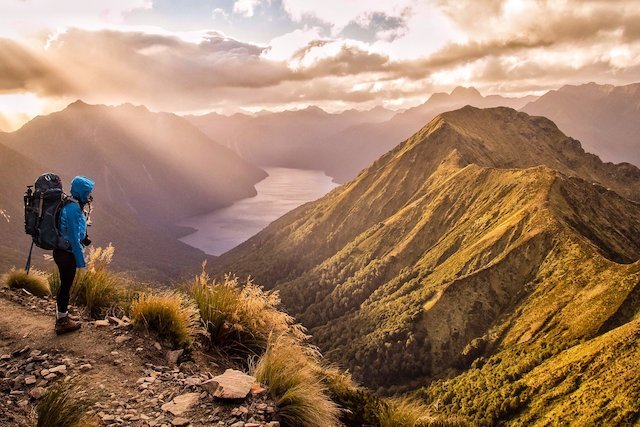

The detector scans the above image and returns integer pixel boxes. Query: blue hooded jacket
[59,176,95,268]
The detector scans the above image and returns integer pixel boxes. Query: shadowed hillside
[0,144,46,270]
[522,82,640,167]
[2,101,267,222]
[0,101,268,279]
[210,106,640,423]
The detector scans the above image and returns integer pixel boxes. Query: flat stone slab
[210,369,256,399]
[166,349,184,366]
[161,392,200,416]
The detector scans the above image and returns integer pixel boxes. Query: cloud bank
[1,0,639,115]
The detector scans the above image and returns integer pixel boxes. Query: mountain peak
[392,105,640,203]
[64,100,152,115]
[211,104,640,406]
[68,99,89,109]
[450,86,482,98]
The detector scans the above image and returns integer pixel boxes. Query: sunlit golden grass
[130,291,199,349]
[254,335,340,426]
[189,268,306,356]
[320,365,385,426]
[48,269,60,298]
[378,396,452,427]
[2,268,50,297]
[36,380,96,427]
[70,244,126,318]
[319,365,463,427]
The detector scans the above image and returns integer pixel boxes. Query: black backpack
[24,173,72,251]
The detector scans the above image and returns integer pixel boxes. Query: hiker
[53,176,95,335]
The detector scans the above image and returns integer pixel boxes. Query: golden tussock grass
[130,291,199,349]
[2,268,50,297]
[253,335,340,427]
[70,244,126,318]
[189,268,306,356]
[378,396,455,427]
[36,380,96,427]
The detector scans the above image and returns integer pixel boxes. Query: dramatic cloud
[0,29,299,111]
[281,0,412,35]
[1,0,640,123]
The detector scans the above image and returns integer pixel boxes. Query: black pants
[53,249,76,313]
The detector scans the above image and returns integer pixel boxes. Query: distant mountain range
[522,82,640,166]
[0,101,267,278]
[187,87,536,182]
[187,83,640,183]
[186,105,396,175]
[319,87,537,182]
[210,106,640,424]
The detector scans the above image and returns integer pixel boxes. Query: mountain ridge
[210,106,640,415]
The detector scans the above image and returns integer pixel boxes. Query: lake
[178,167,339,255]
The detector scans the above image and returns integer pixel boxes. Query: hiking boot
[55,316,81,335]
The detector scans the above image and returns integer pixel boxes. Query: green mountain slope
[211,106,640,423]
[421,312,640,425]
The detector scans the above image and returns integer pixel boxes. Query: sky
[1,0,640,130]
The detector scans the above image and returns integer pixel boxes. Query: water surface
[179,167,339,255]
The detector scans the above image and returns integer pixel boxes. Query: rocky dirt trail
[0,288,279,427]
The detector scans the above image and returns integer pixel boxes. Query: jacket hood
[70,176,95,203]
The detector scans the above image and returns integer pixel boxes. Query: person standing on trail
[53,176,95,335]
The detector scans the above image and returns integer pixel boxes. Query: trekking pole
[25,241,34,274]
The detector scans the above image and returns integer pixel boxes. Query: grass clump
[2,268,50,297]
[190,269,305,356]
[321,366,461,427]
[378,397,455,427]
[36,380,96,427]
[48,270,60,298]
[321,366,385,426]
[130,291,199,349]
[70,245,125,318]
[254,336,340,427]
